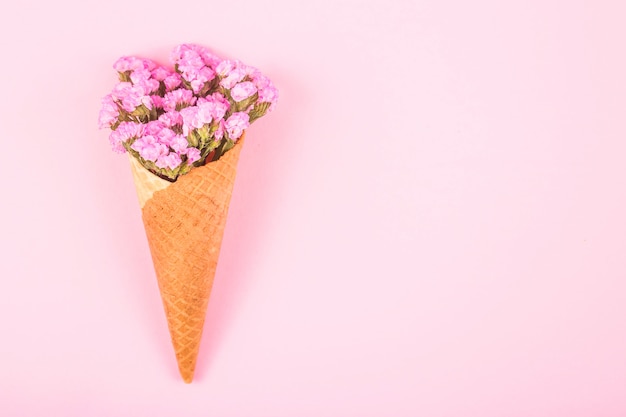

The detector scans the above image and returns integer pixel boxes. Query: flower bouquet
[99,44,278,383]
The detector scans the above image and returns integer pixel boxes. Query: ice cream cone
[129,135,245,383]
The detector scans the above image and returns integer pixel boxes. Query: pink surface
[1,1,626,415]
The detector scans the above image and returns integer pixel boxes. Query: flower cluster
[99,44,278,181]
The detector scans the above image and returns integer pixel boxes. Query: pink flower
[98,95,119,129]
[195,96,228,122]
[150,95,164,109]
[131,135,168,162]
[179,105,212,133]
[112,82,150,112]
[172,44,220,69]
[109,121,144,153]
[162,88,196,112]
[179,106,200,133]
[130,69,159,93]
[155,152,182,170]
[224,112,250,140]
[144,120,165,136]
[164,73,182,90]
[220,67,247,89]
[258,85,279,109]
[151,66,171,81]
[186,147,201,164]
[230,81,257,102]
[159,111,183,127]
[213,119,225,140]
[216,60,236,76]
[113,56,156,73]
[170,135,189,153]
[157,127,177,146]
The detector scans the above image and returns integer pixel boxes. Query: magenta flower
[157,127,177,147]
[112,82,150,112]
[155,152,182,170]
[109,121,144,153]
[230,81,257,102]
[151,66,171,81]
[185,147,201,164]
[113,56,156,73]
[224,112,250,140]
[131,135,168,162]
[170,135,189,153]
[98,95,119,129]
[164,73,182,91]
[163,88,196,112]
[159,111,183,127]
[215,60,236,77]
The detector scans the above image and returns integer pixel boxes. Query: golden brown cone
[129,137,245,383]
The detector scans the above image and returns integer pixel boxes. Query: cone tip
[181,369,194,383]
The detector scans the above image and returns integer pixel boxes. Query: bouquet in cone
[98,44,278,383]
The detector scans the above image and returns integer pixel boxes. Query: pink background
[1,0,625,415]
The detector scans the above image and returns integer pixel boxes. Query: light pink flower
[179,106,200,133]
[144,120,165,136]
[113,56,156,73]
[159,111,183,127]
[150,95,164,109]
[112,82,150,112]
[216,60,236,77]
[109,122,144,153]
[186,147,201,164]
[164,73,182,90]
[162,88,196,112]
[155,152,182,170]
[130,69,159,93]
[172,44,220,69]
[157,127,177,146]
[258,85,279,108]
[131,135,168,162]
[98,94,119,129]
[230,81,257,102]
[179,105,212,133]
[170,135,189,153]
[219,64,247,89]
[151,66,171,81]
[213,119,225,140]
[224,112,250,140]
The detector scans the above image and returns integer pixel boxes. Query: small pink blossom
[216,60,236,76]
[224,112,250,140]
[112,82,149,112]
[220,66,247,89]
[150,95,164,109]
[230,81,257,102]
[159,111,183,127]
[151,66,171,81]
[113,56,156,73]
[109,122,144,153]
[186,147,201,164]
[213,119,225,140]
[144,120,166,136]
[131,135,168,162]
[164,73,182,90]
[179,105,212,132]
[258,85,279,109]
[170,135,189,153]
[130,69,159,93]
[98,95,119,129]
[163,88,196,112]
[155,152,182,170]
[157,127,177,146]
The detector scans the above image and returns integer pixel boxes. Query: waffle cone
[129,137,245,383]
